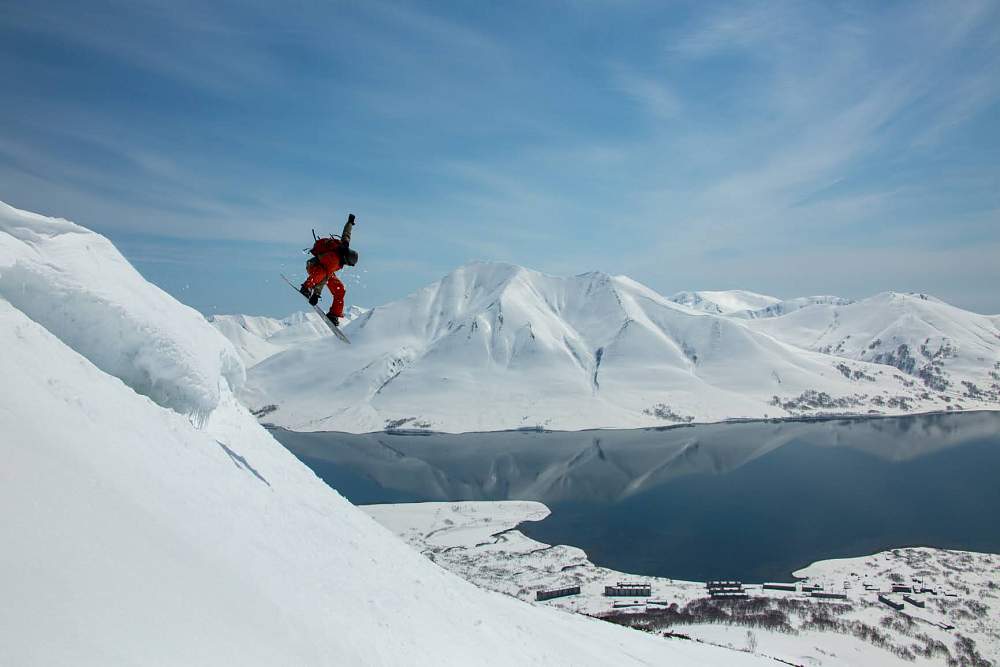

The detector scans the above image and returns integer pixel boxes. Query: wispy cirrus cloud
[610,67,682,120]
[1,0,999,315]
[669,2,807,59]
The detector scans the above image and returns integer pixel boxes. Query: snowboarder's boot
[328,313,340,326]
[300,282,322,306]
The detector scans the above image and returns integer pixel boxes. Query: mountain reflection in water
[272,412,1000,581]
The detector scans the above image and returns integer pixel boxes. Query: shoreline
[266,406,1000,437]
[363,500,1000,667]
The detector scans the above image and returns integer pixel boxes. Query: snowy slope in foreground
[241,263,998,433]
[0,201,243,420]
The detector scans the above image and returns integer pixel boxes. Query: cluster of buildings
[532,571,960,627]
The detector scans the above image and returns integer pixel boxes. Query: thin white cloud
[611,68,682,120]
[0,1,282,97]
[668,2,804,59]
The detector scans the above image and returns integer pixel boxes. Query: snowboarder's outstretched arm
[341,213,356,246]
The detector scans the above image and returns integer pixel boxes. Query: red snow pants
[304,259,346,318]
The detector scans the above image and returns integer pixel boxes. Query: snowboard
[280,274,351,344]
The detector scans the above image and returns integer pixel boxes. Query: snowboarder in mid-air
[299,213,359,326]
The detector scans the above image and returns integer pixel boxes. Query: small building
[706,580,743,591]
[903,594,925,608]
[611,601,644,609]
[605,581,652,597]
[763,583,797,592]
[810,591,848,600]
[891,584,913,594]
[879,594,904,611]
[536,585,580,602]
[801,584,823,593]
[706,581,748,599]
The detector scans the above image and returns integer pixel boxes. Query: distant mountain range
[216,262,1000,433]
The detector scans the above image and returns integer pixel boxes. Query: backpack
[310,236,342,258]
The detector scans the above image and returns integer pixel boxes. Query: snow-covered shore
[364,501,1000,667]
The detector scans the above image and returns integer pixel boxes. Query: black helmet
[342,247,359,267]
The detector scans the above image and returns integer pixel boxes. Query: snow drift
[0,200,763,665]
[0,201,243,420]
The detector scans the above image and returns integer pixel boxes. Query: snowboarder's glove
[309,293,320,306]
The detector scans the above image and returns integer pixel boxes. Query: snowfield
[229,262,1000,433]
[0,201,768,665]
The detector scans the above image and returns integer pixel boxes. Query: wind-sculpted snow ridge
[0,202,244,421]
[0,205,766,665]
[239,262,998,434]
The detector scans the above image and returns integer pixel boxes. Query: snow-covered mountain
[744,291,1000,401]
[669,290,855,319]
[238,262,999,433]
[210,305,367,366]
[730,295,856,319]
[0,201,765,666]
[669,289,781,314]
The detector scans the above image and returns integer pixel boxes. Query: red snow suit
[304,237,347,318]
[303,215,355,319]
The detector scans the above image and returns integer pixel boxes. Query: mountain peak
[235,260,1000,433]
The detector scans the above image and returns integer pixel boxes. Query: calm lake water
[271,412,1000,582]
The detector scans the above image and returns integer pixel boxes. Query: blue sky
[2,0,999,316]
